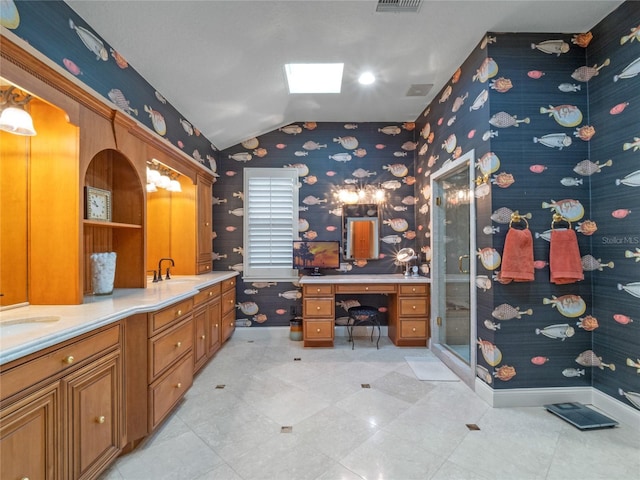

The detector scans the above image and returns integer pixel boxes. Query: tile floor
[100,329,640,480]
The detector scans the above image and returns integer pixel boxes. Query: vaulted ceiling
[66,0,623,150]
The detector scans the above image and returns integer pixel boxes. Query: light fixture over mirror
[147,159,182,193]
[336,183,386,204]
[0,85,37,136]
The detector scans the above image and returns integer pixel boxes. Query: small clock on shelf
[85,186,112,222]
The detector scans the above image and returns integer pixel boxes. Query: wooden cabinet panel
[149,298,193,335]
[400,320,427,338]
[149,353,193,430]
[149,318,193,381]
[303,284,333,296]
[221,310,235,343]
[303,319,334,347]
[398,284,428,295]
[196,174,213,272]
[62,351,121,480]
[304,298,334,318]
[0,384,59,480]
[221,289,235,316]
[335,284,396,294]
[398,297,429,317]
[193,306,208,372]
[221,277,236,293]
[208,298,222,357]
[194,284,221,306]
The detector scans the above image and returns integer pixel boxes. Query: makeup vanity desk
[299,274,431,348]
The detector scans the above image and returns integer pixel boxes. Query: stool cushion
[348,306,378,322]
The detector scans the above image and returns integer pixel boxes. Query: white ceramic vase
[90,252,117,295]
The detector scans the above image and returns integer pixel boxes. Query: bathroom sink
[0,315,61,335]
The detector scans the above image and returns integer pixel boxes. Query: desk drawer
[149,318,193,380]
[150,298,193,334]
[194,284,221,305]
[149,353,193,430]
[303,284,333,296]
[401,320,427,338]
[222,277,237,292]
[398,297,428,316]
[221,289,236,316]
[398,284,428,295]
[304,298,334,318]
[304,320,334,341]
[0,325,120,401]
[335,284,396,294]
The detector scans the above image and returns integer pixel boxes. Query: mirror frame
[342,204,380,260]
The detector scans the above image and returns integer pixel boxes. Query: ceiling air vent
[376,0,422,13]
[406,84,433,97]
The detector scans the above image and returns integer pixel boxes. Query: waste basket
[290,317,303,341]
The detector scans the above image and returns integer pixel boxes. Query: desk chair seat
[346,305,380,350]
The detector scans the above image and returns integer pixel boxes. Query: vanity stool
[346,305,380,350]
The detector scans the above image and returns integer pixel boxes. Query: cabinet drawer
[194,283,221,305]
[0,325,120,401]
[222,277,236,292]
[197,261,212,274]
[221,289,236,316]
[303,284,333,296]
[149,298,193,335]
[222,310,235,343]
[335,284,396,294]
[398,297,429,316]
[304,298,334,318]
[400,320,427,338]
[304,320,334,340]
[149,353,193,430]
[398,284,428,296]
[149,319,194,381]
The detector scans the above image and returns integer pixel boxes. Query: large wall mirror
[342,204,379,260]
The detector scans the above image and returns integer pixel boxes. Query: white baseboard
[475,380,640,427]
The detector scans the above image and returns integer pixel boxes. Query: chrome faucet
[157,258,175,281]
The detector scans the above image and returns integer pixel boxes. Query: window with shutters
[243,168,299,281]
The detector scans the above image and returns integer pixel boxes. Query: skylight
[285,63,344,94]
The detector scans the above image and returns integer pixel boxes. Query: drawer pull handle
[96,416,106,424]
[316,306,321,310]
[230,281,235,286]
[412,287,416,292]
[412,327,416,332]
[176,383,182,389]
[63,355,74,364]
[230,322,234,326]
[317,288,321,293]
[206,265,210,270]
[21,477,30,480]
[316,328,321,333]
[176,342,182,348]
[201,335,206,340]
[412,305,416,310]
[215,323,219,328]
[205,222,210,227]
[365,287,369,291]
[209,291,213,296]
[176,309,182,316]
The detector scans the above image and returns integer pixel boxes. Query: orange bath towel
[500,227,534,282]
[550,228,583,284]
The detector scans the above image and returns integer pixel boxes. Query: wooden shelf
[83,219,142,229]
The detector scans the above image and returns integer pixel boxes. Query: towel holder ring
[551,213,571,230]
[509,211,529,230]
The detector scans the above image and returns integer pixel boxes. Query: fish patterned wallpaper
[2,0,218,171]
[414,1,639,409]
[217,122,418,327]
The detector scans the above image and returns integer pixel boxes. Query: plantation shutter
[243,168,298,281]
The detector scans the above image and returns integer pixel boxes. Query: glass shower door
[431,151,475,385]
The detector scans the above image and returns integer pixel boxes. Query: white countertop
[0,272,238,366]
[299,274,431,284]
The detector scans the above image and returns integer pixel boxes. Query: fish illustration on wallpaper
[298,219,309,232]
[279,125,302,135]
[542,199,584,221]
[531,356,549,366]
[491,172,514,188]
[381,235,402,245]
[110,48,128,69]
[451,93,468,112]
[490,208,531,224]
[301,141,326,150]
[618,282,640,298]
[574,125,595,141]
[492,303,533,321]
[558,83,581,92]
[539,105,583,127]
[581,255,614,271]
[469,89,489,110]
[333,136,359,149]
[571,59,610,82]
[573,159,612,176]
[476,277,492,292]
[378,126,402,136]
[63,58,82,76]
[489,112,529,128]
[614,57,640,82]
[571,32,593,47]
[620,25,640,44]
[576,350,615,371]
[228,152,252,162]
[535,323,575,341]
[494,365,517,382]
[562,368,585,378]
[476,365,493,384]
[107,89,137,116]
[383,218,409,232]
[179,119,193,136]
[625,249,640,261]
[576,315,599,331]
[619,389,640,410]
[626,358,640,373]
[489,77,513,93]
[527,70,545,79]
[383,164,409,177]
[353,148,367,158]
[0,0,19,29]
[623,137,640,151]
[242,138,259,149]
[442,134,457,153]
[328,153,352,162]
[351,168,376,178]
[543,295,586,318]
[294,151,308,157]
[475,183,490,199]
[284,163,309,176]
[394,151,408,157]
[69,19,108,61]
[531,40,570,56]
[143,105,166,136]
[615,170,640,186]
[477,338,502,366]
[439,85,453,103]
[533,133,572,150]
[611,209,631,218]
[473,57,498,83]
[560,177,583,187]
[476,152,500,175]
[482,130,499,141]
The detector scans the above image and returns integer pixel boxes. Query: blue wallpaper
[414,2,639,407]
[2,0,219,171]
[217,122,418,327]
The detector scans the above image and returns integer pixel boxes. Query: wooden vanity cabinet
[303,284,335,347]
[0,324,122,480]
[147,298,194,430]
[193,283,222,373]
[389,284,430,347]
[221,277,237,343]
[196,174,214,274]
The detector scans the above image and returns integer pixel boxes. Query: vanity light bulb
[146,182,158,192]
[147,168,161,184]
[157,174,171,189]
[167,179,182,192]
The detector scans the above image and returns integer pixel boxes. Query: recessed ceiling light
[358,72,376,85]
[285,63,344,94]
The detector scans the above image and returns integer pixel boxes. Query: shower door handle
[458,255,470,273]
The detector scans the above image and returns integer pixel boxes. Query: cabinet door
[196,174,213,272]
[62,351,121,480]
[208,298,222,356]
[193,306,208,372]
[0,384,59,480]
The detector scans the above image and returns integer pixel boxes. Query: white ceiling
[66,0,623,150]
